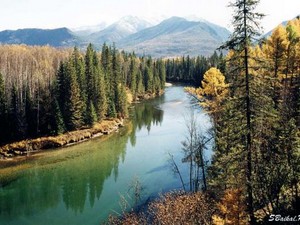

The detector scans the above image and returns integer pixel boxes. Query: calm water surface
[0,85,211,225]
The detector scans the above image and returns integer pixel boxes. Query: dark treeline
[0,44,166,145]
[165,51,225,85]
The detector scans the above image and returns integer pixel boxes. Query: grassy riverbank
[0,88,165,160]
[0,118,123,159]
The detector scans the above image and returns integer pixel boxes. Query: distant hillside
[117,17,230,57]
[71,22,108,36]
[0,16,231,57]
[264,15,300,38]
[88,16,153,45]
[0,28,80,47]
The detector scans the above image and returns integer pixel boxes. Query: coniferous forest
[108,7,300,225]
[0,44,167,145]
[1,1,300,224]
[165,52,225,85]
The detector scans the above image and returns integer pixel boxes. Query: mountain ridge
[0,27,80,47]
[117,16,230,57]
[0,16,231,57]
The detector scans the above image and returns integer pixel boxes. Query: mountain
[71,22,107,36]
[117,16,230,57]
[88,16,153,45]
[264,15,300,38]
[0,16,231,57]
[0,27,79,47]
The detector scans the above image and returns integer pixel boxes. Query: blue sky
[0,0,299,31]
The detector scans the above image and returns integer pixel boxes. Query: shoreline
[0,118,124,160]
[0,90,166,161]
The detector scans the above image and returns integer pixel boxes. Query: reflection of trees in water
[0,99,164,219]
[129,101,164,147]
[0,127,130,218]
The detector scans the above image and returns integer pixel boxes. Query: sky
[0,0,299,32]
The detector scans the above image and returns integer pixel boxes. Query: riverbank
[0,118,123,159]
[0,89,166,160]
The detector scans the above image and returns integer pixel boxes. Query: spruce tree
[86,100,97,126]
[64,60,84,130]
[52,98,65,135]
[92,50,107,120]
[221,0,264,222]
[129,57,137,98]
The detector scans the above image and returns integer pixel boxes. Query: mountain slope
[71,22,107,36]
[0,16,231,57]
[264,15,300,38]
[0,28,79,47]
[89,16,153,44]
[117,17,230,57]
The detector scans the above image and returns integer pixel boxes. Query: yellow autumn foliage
[213,189,248,225]
[186,67,228,115]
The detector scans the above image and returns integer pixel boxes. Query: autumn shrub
[106,191,215,225]
[149,191,215,225]
[107,212,147,225]
[212,188,248,225]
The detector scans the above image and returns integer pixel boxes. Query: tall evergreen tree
[92,50,107,120]
[64,60,84,130]
[86,100,97,126]
[221,0,264,222]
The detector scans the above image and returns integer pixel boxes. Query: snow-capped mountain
[88,16,153,44]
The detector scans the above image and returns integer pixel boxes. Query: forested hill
[0,44,166,145]
[0,28,80,47]
[0,16,230,57]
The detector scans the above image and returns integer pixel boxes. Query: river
[0,85,211,225]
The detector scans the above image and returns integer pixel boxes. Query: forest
[0,41,219,147]
[108,5,300,225]
[0,1,299,223]
[165,52,224,85]
[0,44,167,144]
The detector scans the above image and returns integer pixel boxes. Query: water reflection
[129,97,164,146]
[0,96,165,222]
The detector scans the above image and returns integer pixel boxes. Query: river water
[0,85,211,225]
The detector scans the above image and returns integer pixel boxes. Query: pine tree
[64,60,84,130]
[94,51,107,119]
[86,100,97,126]
[71,47,87,122]
[52,98,66,135]
[157,59,166,89]
[129,57,137,98]
[220,0,264,222]
[144,62,153,92]
[85,44,95,104]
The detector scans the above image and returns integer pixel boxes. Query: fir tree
[86,100,97,126]
[221,0,264,222]
[51,98,66,135]
[64,60,84,130]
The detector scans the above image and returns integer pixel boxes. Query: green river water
[0,85,211,225]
